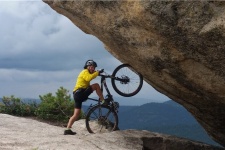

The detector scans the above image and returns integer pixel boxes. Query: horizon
[0,96,170,106]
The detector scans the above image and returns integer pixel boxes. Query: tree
[0,95,37,116]
[35,87,84,123]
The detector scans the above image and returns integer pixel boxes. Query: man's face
[87,65,95,73]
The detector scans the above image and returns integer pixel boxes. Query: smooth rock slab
[0,114,223,150]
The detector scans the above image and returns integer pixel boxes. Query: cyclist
[64,60,110,135]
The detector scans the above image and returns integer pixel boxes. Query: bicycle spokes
[85,105,118,133]
[111,64,143,97]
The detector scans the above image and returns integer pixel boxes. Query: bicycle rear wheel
[85,105,118,133]
[111,64,143,97]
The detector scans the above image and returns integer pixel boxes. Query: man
[64,60,109,135]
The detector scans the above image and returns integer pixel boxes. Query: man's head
[84,60,97,73]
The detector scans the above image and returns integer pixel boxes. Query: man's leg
[91,83,104,100]
[64,108,81,135]
[90,83,110,105]
[67,108,81,128]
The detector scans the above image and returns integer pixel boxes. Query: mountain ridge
[117,101,219,146]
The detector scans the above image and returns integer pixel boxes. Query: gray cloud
[0,1,118,71]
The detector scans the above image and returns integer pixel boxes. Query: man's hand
[98,69,104,74]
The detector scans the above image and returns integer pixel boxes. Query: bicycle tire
[111,64,143,97]
[85,105,118,133]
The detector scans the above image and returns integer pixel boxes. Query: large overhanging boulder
[43,1,225,147]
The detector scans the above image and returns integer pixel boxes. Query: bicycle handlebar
[99,73,113,78]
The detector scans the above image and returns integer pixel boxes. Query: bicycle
[85,64,143,133]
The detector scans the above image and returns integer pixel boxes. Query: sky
[0,0,170,105]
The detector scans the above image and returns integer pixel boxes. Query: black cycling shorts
[73,86,93,109]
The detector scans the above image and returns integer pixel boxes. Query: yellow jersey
[73,69,99,91]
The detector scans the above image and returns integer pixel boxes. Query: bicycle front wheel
[85,105,118,133]
[111,64,143,97]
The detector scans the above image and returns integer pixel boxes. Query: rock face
[0,114,223,150]
[43,1,225,147]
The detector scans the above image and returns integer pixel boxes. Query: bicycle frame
[85,74,119,115]
[100,74,113,98]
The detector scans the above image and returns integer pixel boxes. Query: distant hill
[118,100,220,146]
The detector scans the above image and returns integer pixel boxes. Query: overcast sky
[0,0,169,105]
